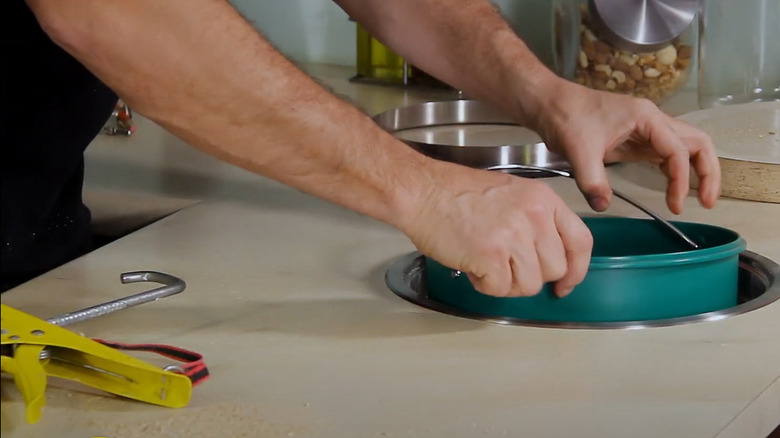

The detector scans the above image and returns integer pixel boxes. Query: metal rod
[486,164,700,250]
[46,271,186,327]
[611,187,699,249]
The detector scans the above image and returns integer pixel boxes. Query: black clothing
[1,1,117,291]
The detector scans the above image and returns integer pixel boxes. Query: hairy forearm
[27,0,436,231]
[337,0,558,126]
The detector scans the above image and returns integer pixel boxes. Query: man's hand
[401,162,592,298]
[340,0,721,216]
[530,78,721,214]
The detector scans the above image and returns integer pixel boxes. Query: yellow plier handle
[1,343,48,424]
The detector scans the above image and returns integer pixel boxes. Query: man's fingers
[466,210,592,299]
[690,139,721,208]
[467,261,512,298]
[665,151,689,215]
[553,209,593,297]
[568,147,613,212]
[532,217,567,283]
[642,116,691,214]
[509,252,544,297]
[669,119,721,208]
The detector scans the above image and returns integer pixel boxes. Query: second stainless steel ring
[373,99,570,172]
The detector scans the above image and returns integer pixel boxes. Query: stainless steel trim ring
[373,99,570,171]
[384,251,780,330]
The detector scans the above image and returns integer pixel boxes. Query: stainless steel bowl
[373,100,570,175]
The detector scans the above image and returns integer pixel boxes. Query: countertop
[2,64,779,438]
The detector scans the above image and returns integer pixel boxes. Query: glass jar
[698,0,780,108]
[552,0,695,104]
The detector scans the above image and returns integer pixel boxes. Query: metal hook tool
[46,271,186,327]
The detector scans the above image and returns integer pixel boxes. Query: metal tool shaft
[46,271,186,327]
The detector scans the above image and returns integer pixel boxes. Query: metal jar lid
[588,0,698,52]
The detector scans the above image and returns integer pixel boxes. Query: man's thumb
[571,156,612,212]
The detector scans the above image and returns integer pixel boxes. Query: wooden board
[678,101,780,203]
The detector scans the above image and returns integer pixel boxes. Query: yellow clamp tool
[0,271,194,424]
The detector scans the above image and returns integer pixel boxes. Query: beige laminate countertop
[2,64,779,438]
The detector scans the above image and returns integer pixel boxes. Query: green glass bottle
[355,23,410,83]
[354,23,449,88]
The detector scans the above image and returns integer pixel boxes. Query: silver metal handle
[487,164,573,179]
[46,271,186,327]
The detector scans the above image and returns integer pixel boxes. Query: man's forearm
[336,0,558,126]
[27,0,436,231]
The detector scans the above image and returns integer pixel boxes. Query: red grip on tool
[92,339,210,386]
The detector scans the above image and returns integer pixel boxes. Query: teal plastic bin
[426,217,746,322]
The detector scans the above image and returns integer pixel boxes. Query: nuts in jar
[570,6,693,104]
